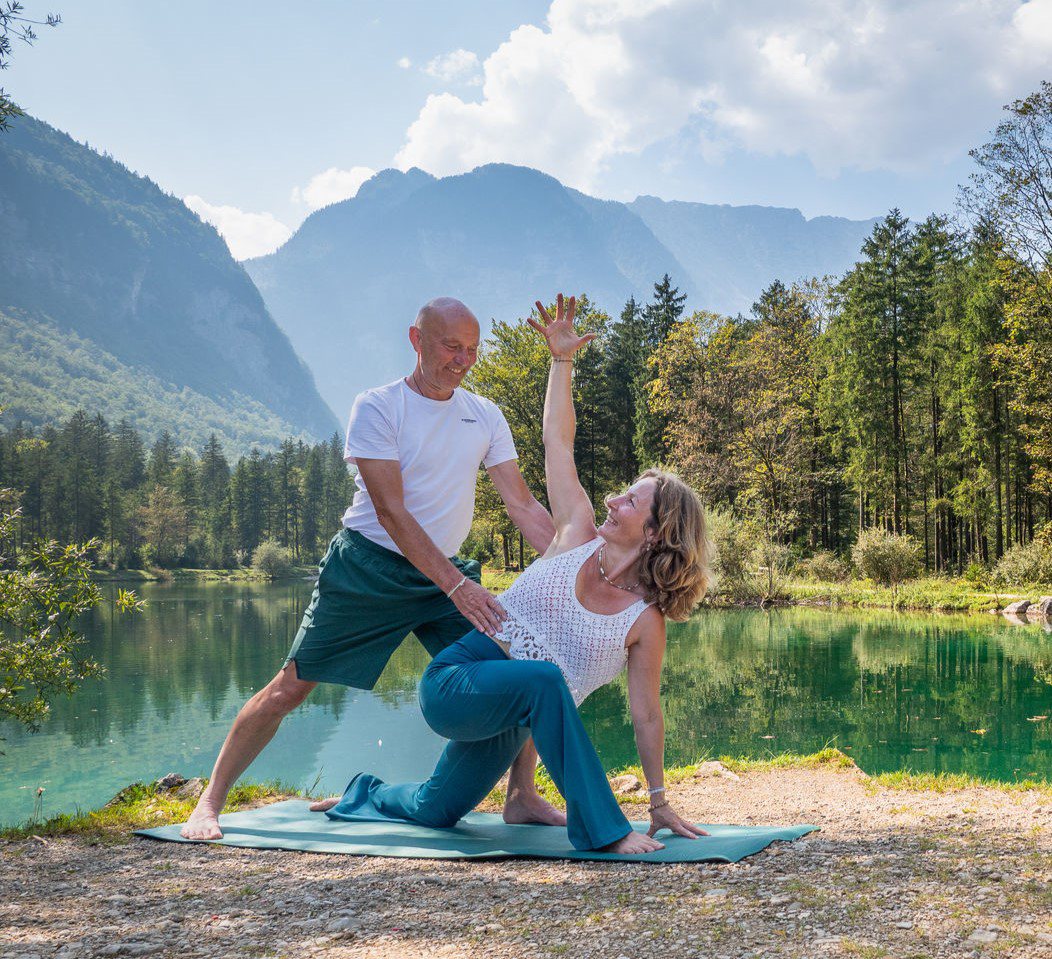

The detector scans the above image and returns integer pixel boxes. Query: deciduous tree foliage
[0,489,141,736]
[0,3,60,131]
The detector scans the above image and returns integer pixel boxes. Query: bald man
[182,298,560,840]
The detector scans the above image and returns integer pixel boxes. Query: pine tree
[634,274,687,467]
[603,296,646,484]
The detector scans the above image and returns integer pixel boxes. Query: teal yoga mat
[137,799,818,863]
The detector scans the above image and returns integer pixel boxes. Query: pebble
[968,929,998,943]
[325,917,361,933]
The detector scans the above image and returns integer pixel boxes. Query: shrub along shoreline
[88,564,1052,615]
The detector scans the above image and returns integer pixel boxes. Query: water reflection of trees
[581,608,1052,779]
[19,592,1052,781]
[40,582,443,747]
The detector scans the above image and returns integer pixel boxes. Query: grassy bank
[7,751,1049,842]
[89,560,1049,614]
[702,571,1052,613]
[91,566,319,584]
[0,780,301,842]
[774,575,1039,613]
[93,565,514,586]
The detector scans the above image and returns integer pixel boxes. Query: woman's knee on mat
[409,791,472,828]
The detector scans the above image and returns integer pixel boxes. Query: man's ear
[408,325,422,351]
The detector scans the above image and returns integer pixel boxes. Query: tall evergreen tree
[603,296,645,484]
[147,430,178,488]
[634,275,688,467]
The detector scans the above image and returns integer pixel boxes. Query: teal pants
[325,630,632,850]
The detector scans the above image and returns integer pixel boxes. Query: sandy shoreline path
[3,762,1051,959]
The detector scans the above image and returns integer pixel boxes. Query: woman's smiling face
[598,477,658,546]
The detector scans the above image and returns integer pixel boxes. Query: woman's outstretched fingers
[529,294,596,357]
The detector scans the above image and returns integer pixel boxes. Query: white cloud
[423,48,482,85]
[397,56,412,69]
[290,166,377,210]
[183,195,292,260]
[394,0,1052,191]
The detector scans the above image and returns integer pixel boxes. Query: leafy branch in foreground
[0,3,61,131]
[0,488,143,735]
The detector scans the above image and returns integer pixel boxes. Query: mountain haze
[629,196,879,315]
[0,115,338,452]
[245,163,698,421]
[245,165,877,416]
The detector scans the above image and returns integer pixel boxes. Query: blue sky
[9,0,1052,258]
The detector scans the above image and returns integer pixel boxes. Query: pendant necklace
[597,544,640,592]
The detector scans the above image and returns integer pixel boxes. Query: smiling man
[182,297,559,840]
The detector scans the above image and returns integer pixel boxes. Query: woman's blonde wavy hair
[635,469,713,621]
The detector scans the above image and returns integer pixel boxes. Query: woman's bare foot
[603,831,665,854]
[308,796,341,812]
[180,798,224,840]
[502,789,567,826]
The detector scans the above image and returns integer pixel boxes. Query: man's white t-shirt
[342,379,518,557]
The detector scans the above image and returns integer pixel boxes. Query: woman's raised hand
[528,293,596,359]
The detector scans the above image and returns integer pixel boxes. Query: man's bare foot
[180,798,224,840]
[603,831,665,854]
[502,790,568,826]
[308,796,340,812]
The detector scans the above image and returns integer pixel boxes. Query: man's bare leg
[181,665,317,839]
[502,737,567,826]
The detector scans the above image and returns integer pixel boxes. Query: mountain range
[0,115,338,453]
[245,165,878,418]
[1,115,880,447]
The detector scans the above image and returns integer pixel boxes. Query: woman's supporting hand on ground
[647,801,708,839]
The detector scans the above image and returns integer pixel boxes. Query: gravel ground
[3,762,1051,959]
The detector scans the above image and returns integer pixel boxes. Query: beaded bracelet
[648,798,670,814]
[552,357,574,363]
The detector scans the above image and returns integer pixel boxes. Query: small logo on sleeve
[461,417,478,423]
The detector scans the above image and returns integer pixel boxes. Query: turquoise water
[2,583,1050,826]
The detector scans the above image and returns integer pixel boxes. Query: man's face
[410,312,480,394]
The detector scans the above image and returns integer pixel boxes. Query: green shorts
[284,529,480,690]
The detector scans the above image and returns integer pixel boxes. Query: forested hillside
[0,416,356,569]
[0,115,338,452]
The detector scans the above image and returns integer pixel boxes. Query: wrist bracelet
[446,575,468,598]
[647,786,666,795]
[552,357,573,363]
[648,799,670,813]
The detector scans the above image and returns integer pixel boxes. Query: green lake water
[2,582,1051,827]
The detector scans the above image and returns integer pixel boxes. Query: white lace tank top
[495,537,650,706]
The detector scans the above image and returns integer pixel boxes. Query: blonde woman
[319,294,712,853]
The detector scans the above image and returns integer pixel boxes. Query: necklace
[597,544,640,592]
[410,367,451,401]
